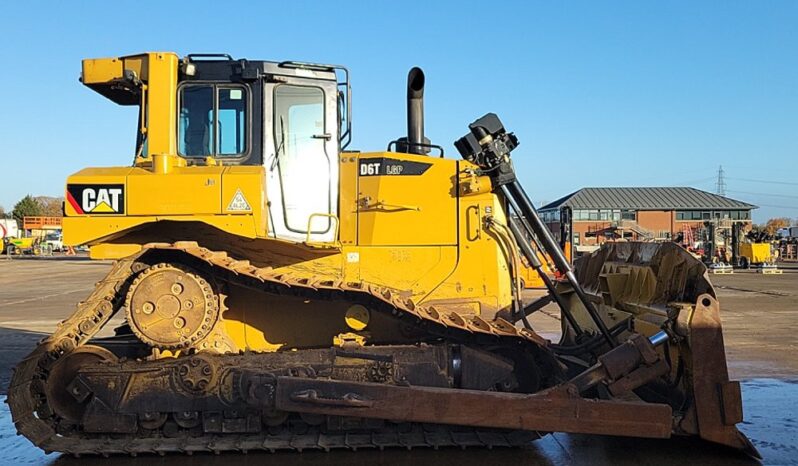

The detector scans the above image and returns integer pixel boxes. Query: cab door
[265,81,339,243]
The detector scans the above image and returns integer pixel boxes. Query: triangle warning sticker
[227,189,252,212]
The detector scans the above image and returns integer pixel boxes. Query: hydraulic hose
[485,217,532,330]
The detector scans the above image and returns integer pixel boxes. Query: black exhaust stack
[406,67,426,154]
[390,67,436,155]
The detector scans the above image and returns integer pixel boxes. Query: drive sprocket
[125,263,220,351]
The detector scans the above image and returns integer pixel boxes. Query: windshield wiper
[270,116,286,171]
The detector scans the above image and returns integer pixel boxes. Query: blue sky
[0,1,795,222]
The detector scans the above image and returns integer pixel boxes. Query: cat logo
[66,184,125,215]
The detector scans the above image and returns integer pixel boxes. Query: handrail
[280,61,352,150]
[304,213,341,248]
[386,140,445,158]
[22,216,62,230]
[187,53,234,61]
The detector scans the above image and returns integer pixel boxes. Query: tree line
[0,195,64,223]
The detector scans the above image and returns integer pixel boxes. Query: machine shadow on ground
[0,327,48,394]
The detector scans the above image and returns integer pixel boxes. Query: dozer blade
[571,242,758,457]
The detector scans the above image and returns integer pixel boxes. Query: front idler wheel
[44,345,118,423]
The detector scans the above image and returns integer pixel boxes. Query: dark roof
[539,187,757,211]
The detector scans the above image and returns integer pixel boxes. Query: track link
[7,242,550,456]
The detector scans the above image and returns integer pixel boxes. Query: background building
[539,187,756,250]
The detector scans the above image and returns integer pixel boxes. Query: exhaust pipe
[406,67,426,154]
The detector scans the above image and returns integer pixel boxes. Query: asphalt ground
[0,256,795,465]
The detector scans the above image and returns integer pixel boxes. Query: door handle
[358,197,420,212]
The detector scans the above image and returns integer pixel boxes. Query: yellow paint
[334,332,367,347]
[68,51,525,354]
[356,152,457,246]
[519,250,553,289]
[89,243,142,259]
[358,246,457,298]
[344,304,370,331]
[422,192,513,318]
[8,238,36,249]
[740,243,772,263]
[82,57,128,85]
[223,319,282,353]
[151,153,186,174]
[145,53,179,156]
[64,165,265,248]
[127,166,223,215]
[90,202,115,213]
[338,154,359,245]
[81,52,178,157]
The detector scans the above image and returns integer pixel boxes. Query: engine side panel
[65,150,516,319]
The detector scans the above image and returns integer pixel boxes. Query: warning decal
[227,189,252,212]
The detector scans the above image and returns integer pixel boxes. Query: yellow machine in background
[10,52,756,458]
[6,237,37,254]
[739,242,773,268]
[4,237,53,256]
[519,248,552,289]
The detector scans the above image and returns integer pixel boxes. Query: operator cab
[174,55,351,242]
[80,52,352,243]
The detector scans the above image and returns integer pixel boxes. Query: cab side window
[179,86,213,156]
[179,84,248,158]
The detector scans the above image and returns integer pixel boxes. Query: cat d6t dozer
[9,52,756,457]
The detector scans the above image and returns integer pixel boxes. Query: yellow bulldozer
[9,52,756,457]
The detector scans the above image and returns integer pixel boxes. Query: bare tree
[35,197,64,217]
[764,217,791,235]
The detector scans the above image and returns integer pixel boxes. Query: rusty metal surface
[574,241,714,307]
[125,262,224,351]
[683,293,758,456]
[276,377,673,438]
[571,242,756,457]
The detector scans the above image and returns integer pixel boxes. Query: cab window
[178,84,248,157]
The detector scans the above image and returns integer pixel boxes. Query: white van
[44,231,64,252]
